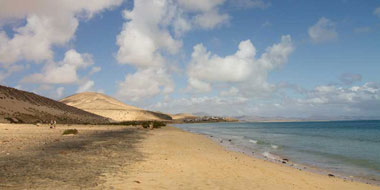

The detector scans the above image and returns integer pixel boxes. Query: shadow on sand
[0,127,148,189]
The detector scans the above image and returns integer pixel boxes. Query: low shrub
[152,121,166,128]
[141,121,150,128]
[109,120,167,129]
[62,129,78,135]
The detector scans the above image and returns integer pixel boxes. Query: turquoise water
[173,121,380,181]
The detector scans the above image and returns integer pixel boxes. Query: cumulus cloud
[55,87,65,98]
[89,66,102,75]
[187,35,294,94]
[116,0,229,67]
[188,40,255,83]
[308,17,338,43]
[298,82,380,114]
[231,0,270,9]
[0,0,122,67]
[374,7,380,18]
[116,0,229,101]
[220,87,240,96]
[0,64,24,83]
[116,0,182,67]
[150,95,249,116]
[240,82,380,118]
[193,10,229,29]
[177,0,229,29]
[22,49,93,84]
[177,0,225,12]
[76,80,95,93]
[116,68,174,102]
[151,81,380,117]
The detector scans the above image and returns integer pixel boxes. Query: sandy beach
[0,124,378,190]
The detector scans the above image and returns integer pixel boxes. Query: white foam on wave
[271,145,279,149]
[249,139,258,144]
[263,152,282,161]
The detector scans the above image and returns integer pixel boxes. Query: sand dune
[0,85,109,124]
[170,113,198,120]
[60,92,172,122]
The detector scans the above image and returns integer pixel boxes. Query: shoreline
[201,131,380,186]
[1,123,379,189]
[172,122,380,186]
[100,125,378,189]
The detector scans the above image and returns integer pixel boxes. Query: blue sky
[1,0,380,118]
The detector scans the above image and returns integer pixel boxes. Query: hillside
[0,85,110,124]
[170,113,198,120]
[60,92,172,122]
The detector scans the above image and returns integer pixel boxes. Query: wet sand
[1,124,379,190]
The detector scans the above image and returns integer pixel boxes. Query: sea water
[173,121,380,182]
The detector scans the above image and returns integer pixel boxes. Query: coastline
[100,125,378,190]
[201,129,380,186]
[1,123,378,189]
[174,121,380,186]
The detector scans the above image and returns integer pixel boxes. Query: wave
[249,139,257,144]
[262,152,282,161]
[271,144,279,149]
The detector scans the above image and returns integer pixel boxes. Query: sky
[0,0,380,118]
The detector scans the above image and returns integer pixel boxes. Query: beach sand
[100,126,379,190]
[0,124,378,190]
[0,124,147,190]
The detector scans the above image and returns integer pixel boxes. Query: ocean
[173,120,380,182]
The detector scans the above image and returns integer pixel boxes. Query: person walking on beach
[49,120,56,129]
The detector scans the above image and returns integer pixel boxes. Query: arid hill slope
[60,92,172,121]
[170,113,198,120]
[0,85,110,124]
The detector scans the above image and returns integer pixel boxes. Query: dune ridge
[60,92,172,122]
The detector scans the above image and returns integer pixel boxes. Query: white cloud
[116,0,182,67]
[374,7,380,18]
[188,40,255,83]
[116,0,230,101]
[76,80,95,93]
[298,83,380,114]
[0,64,24,83]
[116,68,174,102]
[89,66,102,75]
[22,49,93,84]
[177,0,225,12]
[0,0,122,67]
[193,10,229,29]
[308,17,338,43]
[220,87,239,96]
[150,95,249,116]
[187,35,294,95]
[116,0,229,67]
[231,0,270,9]
[55,87,65,98]
[153,81,380,117]
[179,0,229,29]
[188,78,211,92]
